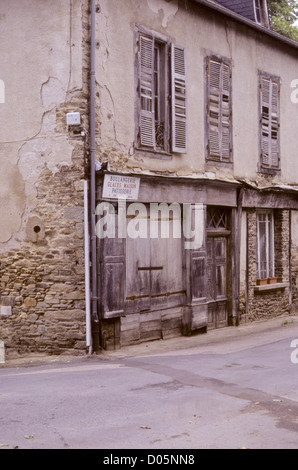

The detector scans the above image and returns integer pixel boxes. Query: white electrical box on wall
[66,112,81,126]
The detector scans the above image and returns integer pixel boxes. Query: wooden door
[125,204,184,313]
[207,236,228,329]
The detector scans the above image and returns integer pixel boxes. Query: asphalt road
[1,315,298,450]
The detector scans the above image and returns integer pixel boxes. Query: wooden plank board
[140,310,162,341]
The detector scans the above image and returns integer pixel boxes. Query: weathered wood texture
[121,307,183,345]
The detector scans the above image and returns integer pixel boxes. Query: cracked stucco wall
[146,0,178,28]
[0,0,83,247]
[95,0,298,185]
[0,0,89,354]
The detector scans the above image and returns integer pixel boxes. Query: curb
[1,314,298,369]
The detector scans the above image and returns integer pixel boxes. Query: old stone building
[0,0,90,354]
[0,0,298,355]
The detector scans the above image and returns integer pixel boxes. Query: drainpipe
[236,187,243,326]
[84,180,92,353]
[289,210,293,307]
[245,210,250,320]
[90,0,100,350]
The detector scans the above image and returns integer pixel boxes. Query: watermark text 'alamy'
[95,200,204,250]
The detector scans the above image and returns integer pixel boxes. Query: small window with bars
[207,207,228,230]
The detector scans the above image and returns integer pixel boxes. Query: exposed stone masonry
[245,209,291,321]
[291,212,298,310]
[0,0,91,356]
[0,165,87,354]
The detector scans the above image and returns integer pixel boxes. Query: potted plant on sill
[267,277,277,284]
[256,278,267,286]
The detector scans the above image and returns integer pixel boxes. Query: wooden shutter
[207,58,231,161]
[171,44,187,153]
[99,208,126,319]
[139,34,155,148]
[260,76,280,169]
[208,59,221,159]
[260,77,270,167]
[221,64,231,161]
[270,81,279,168]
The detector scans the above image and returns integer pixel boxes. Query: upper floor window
[254,0,262,24]
[135,27,187,155]
[259,72,280,173]
[254,0,270,27]
[205,54,232,163]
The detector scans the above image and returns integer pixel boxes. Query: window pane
[255,0,261,23]
[257,212,275,279]
[258,220,267,278]
[154,42,166,150]
[268,214,274,277]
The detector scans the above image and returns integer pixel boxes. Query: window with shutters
[205,54,232,163]
[258,72,280,173]
[135,27,187,155]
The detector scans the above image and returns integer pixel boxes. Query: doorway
[206,207,231,329]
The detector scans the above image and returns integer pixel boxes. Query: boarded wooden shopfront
[96,172,239,349]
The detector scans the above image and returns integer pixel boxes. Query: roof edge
[190,0,298,50]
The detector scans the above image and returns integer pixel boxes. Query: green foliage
[267,0,298,42]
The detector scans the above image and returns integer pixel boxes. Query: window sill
[254,282,288,293]
[206,159,233,168]
[134,148,173,160]
[257,165,281,175]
